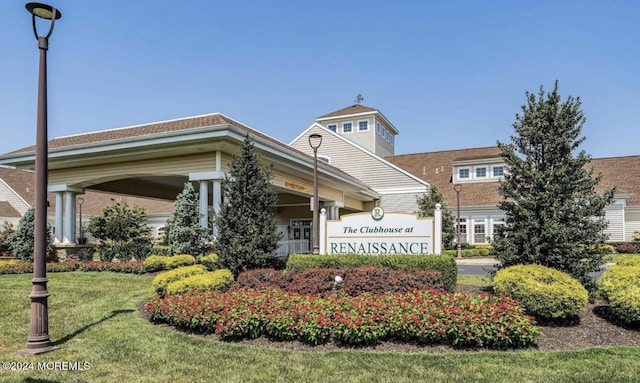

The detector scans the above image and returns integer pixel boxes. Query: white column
[212,180,222,236]
[319,208,327,255]
[199,181,209,228]
[54,192,63,243]
[63,191,76,244]
[434,203,442,255]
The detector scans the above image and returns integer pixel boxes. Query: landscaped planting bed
[145,287,541,349]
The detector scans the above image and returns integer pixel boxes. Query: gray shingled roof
[8,114,260,154]
[316,104,378,119]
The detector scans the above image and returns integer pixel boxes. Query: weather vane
[354,94,364,104]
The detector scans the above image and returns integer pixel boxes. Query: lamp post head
[26,2,61,48]
[308,133,322,151]
[26,2,62,20]
[77,197,84,206]
[454,184,462,193]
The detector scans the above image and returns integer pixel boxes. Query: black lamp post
[19,2,61,355]
[309,133,322,255]
[454,184,462,259]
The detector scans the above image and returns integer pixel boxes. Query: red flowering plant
[145,287,542,349]
[0,260,148,274]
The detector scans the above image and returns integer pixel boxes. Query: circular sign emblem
[371,206,384,220]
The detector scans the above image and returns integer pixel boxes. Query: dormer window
[459,168,470,179]
[475,167,487,178]
[318,155,331,164]
[358,120,369,131]
[342,122,353,133]
[493,165,504,177]
[327,124,337,132]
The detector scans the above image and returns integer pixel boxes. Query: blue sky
[1,0,638,158]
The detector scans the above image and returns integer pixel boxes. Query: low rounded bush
[152,265,207,295]
[599,244,616,255]
[200,253,220,271]
[150,245,171,256]
[599,264,640,323]
[616,243,638,254]
[617,256,640,267]
[477,248,490,256]
[144,255,170,271]
[286,253,457,292]
[493,264,588,320]
[166,269,234,295]
[231,268,294,291]
[0,259,21,267]
[166,254,196,268]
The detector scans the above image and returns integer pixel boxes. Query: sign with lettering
[321,209,440,255]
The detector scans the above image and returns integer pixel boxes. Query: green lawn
[1,272,639,383]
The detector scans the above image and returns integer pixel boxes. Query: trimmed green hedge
[200,253,220,271]
[167,254,196,268]
[286,253,457,292]
[143,255,171,271]
[599,263,640,323]
[152,265,208,295]
[166,269,234,295]
[493,264,588,320]
[143,254,196,271]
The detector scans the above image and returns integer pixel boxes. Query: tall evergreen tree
[417,186,456,249]
[494,82,614,292]
[87,202,153,261]
[214,134,281,276]
[167,182,213,257]
[8,207,55,261]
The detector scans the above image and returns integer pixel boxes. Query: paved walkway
[454,257,498,266]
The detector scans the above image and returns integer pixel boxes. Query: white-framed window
[473,224,486,244]
[376,122,382,134]
[342,122,353,133]
[459,168,470,179]
[389,134,394,145]
[491,216,505,239]
[457,218,467,243]
[327,124,337,132]
[358,120,369,131]
[475,167,487,178]
[492,165,504,177]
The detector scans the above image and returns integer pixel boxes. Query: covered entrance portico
[0,113,378,254]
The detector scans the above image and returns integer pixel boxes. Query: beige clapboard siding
[290,126,427,191]
[625,209,640,241]
[344,195,365,211]
[48,153,221,185]
[604,203,625,242]
[0,180,31,215]
[271,169,344,204]
[379,192,422,213]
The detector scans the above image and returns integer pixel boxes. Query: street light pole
[454,184,462,259]
[308,134,322,255]
[19,2,61,355]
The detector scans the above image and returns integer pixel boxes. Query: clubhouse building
[0,104,638,254]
